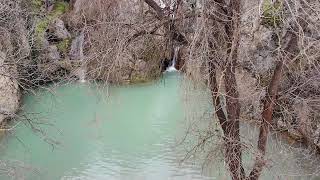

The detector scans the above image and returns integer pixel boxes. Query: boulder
[37,44,61,75]
[49,18,71,40]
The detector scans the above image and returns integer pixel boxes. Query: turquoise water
[0,72,319,180]
[0,73,216,180]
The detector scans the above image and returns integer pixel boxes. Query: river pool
[0,72,319,180]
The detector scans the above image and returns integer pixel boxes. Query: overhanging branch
[143,0,164,18]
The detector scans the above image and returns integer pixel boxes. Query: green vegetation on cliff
[261,0,283,28]
[57,38,71,55]
[35,1,69,46]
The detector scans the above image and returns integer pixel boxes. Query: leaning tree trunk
[248,29,299,180]
[209,0,245,179]
[248,60,285,180]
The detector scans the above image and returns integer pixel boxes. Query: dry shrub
[67,0,119,29]
[67,0,166,83]
[0,0,33,89]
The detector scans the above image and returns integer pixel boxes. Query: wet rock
[69,32,86,81]
[161,58,170,72]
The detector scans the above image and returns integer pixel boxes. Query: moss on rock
[35,19,50,46]
[31,0,44,12]
[32,0,43,8]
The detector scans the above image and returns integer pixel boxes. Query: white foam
[165,46,180,72]
[166,66,177,72]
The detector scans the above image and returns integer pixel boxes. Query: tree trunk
[248,30,298,180]
[208,0,245,179]
[223,0,245,178]
[248,60,284,180]
[224,62,245,180]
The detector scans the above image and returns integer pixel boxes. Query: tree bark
[224,0,245,179]
[248,60,284,180]
[208,0,245,179]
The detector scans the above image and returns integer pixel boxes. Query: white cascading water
[77,31,86,83]
[79,45,86,83]
[79,65,86,83]
[166,46,180,72]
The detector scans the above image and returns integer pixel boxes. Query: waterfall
[70,31,86,83]
[166,46,180,72]
[79,65,86,83]
[78,32,86,83]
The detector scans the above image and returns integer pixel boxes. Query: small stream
[0,72,319,180]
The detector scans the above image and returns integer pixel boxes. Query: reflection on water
[0,72,319,180]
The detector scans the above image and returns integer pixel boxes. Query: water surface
[0,72,319,180]
[0,73,214,180]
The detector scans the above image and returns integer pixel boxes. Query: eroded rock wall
[0,50,20,123]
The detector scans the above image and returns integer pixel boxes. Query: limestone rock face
[0,52,20,123]
[130,60,148,82]
[238,0,277,77]
[233,0,275,121]
[38,45,62,75]
[37,18,70,81]
[47,45,61,61]
[236,69,265,120]
[314,125,320,147]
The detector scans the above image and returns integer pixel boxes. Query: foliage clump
[261,0,283,28]
[56,38,71,55]
[31,0,43,10]
[34,1,69,46]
